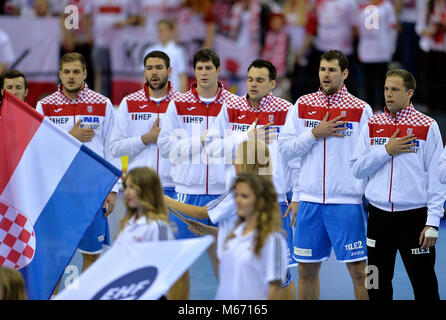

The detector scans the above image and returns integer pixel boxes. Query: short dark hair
[320,50,349,72]
[143,50,170,69]
[158,19,175,30]
[193,48,220,69]
[1,69,28,90]
[60,52,87,70]
[386,68,416,91]
[247,59,277,81]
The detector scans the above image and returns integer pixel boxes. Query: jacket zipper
[389,121,397,212]
[206,102,209,195]
[156,101,160,175]
[323,100,330,204]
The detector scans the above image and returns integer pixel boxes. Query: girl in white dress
[115,166,186,299]
[215,172,288,300]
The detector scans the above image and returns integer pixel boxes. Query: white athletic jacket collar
[243,92,274,112]
[317,85,348,106]
[383,103,415,122]
[57,83,89,103]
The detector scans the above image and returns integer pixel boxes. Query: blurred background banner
[0,16,60,107]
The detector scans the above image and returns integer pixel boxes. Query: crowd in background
[0,0,445,114]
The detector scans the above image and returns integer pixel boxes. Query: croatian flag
[0,91,121,300]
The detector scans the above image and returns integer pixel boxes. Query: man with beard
[110,50,181,201]
[278,50,373,300]
[36,52,121,272]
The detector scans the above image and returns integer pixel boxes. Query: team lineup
[1,46,446,301]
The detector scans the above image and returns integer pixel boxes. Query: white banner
[54,236,214,300]
[0,16,60,82]
[110,26,157,82]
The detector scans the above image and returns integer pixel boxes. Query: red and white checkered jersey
[158,82,236,195]
[205,93,300,201]
[356,1,397,63]
[110,82,181,188]
[279,86,373,204]
[314,0,359,55]
[351,104,445,227]
[36,84,121,192]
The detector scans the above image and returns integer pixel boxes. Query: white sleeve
[438,147,446,184]
[424,122,445,227]
[143,221,174,241]
[35,101,44,115]
[282,107,300,202]
[415,0,428,36]
[278,101,318,161]
[350,122,391,179]
[109,97,147,158]
[102,100,122,193]
[158,100,203,163]
[175,46,187,75]
[261,232,288,284]
[207,190,236,224]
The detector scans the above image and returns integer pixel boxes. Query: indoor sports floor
[58,193,446,300]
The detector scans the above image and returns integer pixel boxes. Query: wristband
[425,227,439,238]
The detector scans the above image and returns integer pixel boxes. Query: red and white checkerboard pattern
[225,93,292,112]
[39,84,110,106]
[297,86,369,110]
[0,202,36,270]
[126,84,182,103]
[173,83,234,106]
[368,104,435,127]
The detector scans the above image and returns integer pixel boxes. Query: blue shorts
[163,187,177,199]
[78,208,110,254]
[169,193,220,239]
[279,202,296,267]
[293,201,367,263]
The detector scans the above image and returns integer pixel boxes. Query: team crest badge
[341,110,347,117]
[268,115,274,123]
[407,128,413,135]
[88,105,93,113]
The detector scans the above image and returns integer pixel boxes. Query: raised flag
[54,236,214,300]
[0,91,121,300]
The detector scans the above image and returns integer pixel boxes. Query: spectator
[283,0,317,102]
[211,0,237,38]
[229,0,270,59]
[61,0,95,89]
[393,0,421,88]
[356,0,398,110]
[143,19,188,93]
[138,0,181,33]
[416,0,446,114]
[261,10,288,81]
[176,0,216,49]
[0,28,14,76]
[307,0,360,96]
[84,0,140,98]
[9,0,61,17]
